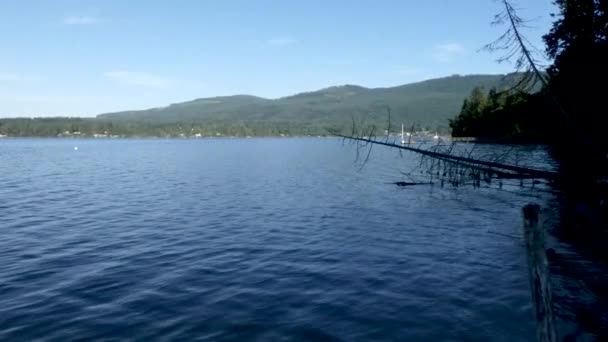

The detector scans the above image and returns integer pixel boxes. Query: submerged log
[393,181,430,186]
[339,135,558,180]
[522,204,557,342]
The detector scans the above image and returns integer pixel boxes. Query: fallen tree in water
[339,134,557,182]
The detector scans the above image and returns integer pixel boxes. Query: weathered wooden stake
[522,204,557,342]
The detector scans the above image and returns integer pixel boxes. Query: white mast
[401,123,406,144]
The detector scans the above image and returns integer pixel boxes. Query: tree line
[0,118,356,137]
[451,0,607,152]
[0,117,453,138]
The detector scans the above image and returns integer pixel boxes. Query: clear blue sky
[0,0,555,117]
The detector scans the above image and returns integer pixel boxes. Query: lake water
[0,138,553,341]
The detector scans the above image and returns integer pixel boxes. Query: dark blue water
[0,138,545,341]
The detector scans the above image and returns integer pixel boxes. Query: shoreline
[0,135,339,140]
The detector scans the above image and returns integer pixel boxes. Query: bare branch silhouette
[484,0,549,92]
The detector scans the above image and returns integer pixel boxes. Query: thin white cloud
[396,67,423,75]
[104,71,172,88]
[63,16,100,25]
[431,42,468,63]
[0,73,20,82]
[0,73,41,84]
[266,37,296,46]
[9,94,84,104]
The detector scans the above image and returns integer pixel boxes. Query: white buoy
[74,146,78,151]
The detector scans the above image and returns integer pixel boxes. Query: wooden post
[522,204,557,342]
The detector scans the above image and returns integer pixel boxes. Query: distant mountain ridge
[97,74,523,129]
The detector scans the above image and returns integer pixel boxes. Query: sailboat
[401,123,415,144]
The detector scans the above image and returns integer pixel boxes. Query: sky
[0,0,556,117]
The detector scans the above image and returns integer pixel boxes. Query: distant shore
[0,135,339,139]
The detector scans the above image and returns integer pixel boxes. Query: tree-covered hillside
[97,74,520,130]
[1,74,524,137]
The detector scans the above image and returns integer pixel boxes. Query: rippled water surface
[0,138,547,341]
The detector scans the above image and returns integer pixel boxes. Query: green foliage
[0,118,349,137]
[97,74,520,130]
[450,0,608,147]
[543,0,608,148]
[1,74,524,137]
[449,87,551,141]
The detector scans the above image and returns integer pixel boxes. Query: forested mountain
[97,74,520,129]
[1,73,523,137]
